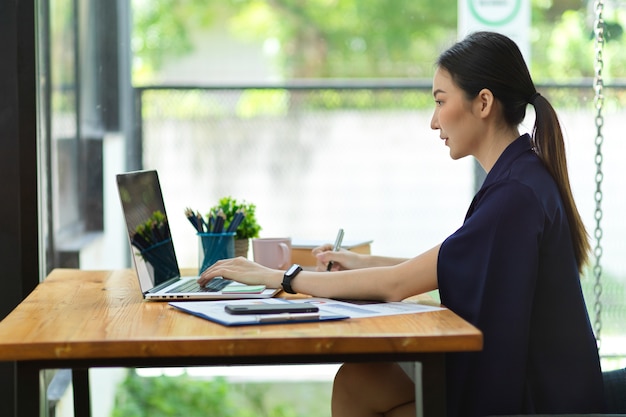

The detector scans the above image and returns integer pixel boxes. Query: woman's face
[430,67,482,160]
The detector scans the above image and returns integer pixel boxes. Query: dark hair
[437,31,590,271]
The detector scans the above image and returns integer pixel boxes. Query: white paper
[170,297,444,326]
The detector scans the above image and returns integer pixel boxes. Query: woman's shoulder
[481,154,564,221]
[485,136,555,194]
[509,152,560,195]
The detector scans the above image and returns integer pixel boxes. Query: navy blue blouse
[438,134,605,416]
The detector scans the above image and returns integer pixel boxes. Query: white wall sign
[459,0,531,62]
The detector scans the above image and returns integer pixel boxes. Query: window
[24,0,626,415]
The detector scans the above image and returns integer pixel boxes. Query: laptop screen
[116,170,181,290]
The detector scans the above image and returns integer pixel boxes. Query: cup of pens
[186,206,246,273]
[197,232,236,273]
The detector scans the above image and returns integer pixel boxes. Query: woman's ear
[475,88,495,118]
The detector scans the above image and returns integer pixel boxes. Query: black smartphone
[224,303,319,315]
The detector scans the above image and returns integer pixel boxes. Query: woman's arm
[313,244,410,271]
[297,244,439,301]
[199,244,440,301]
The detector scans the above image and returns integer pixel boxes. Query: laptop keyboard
[167,277,233,293]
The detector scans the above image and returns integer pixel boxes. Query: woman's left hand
[197,257,282,288]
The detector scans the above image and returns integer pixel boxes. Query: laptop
[115,169,281,300]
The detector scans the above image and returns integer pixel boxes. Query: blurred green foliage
[111,372,237,417]
[131,0,625,84]
[111,370,333,417]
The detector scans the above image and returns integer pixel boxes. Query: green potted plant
[209,196,261,258]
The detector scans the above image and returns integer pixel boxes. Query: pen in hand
[327,228,345,272]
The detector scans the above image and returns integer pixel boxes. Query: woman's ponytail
[531,94,590,271]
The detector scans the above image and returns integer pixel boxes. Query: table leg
[414,361,424,417]
[72,368,92,417]
[422,354,446,417]
[16,362,41,417]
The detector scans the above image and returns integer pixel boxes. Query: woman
[198,31,605,416]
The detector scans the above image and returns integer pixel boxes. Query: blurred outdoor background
[43,0,626,416]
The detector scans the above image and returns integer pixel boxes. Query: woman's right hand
[312,244,365,271]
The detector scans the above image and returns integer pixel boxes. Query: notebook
[115,169,281,300]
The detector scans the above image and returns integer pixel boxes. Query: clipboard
[169,299,349,326]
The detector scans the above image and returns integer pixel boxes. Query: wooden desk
[0,269,482,417]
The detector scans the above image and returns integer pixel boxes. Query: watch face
[287,264,299,275]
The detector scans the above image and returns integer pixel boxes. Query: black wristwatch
[281,264,303,294]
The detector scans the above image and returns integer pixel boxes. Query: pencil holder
[198,232,236,273]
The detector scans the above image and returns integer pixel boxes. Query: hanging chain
[592,0,605,350]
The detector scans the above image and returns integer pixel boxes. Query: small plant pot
[234,238,250,258]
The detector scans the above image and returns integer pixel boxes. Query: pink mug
[252,238,292,270]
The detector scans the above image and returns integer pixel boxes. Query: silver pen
[258,313,320,323]
[326,228,345,271]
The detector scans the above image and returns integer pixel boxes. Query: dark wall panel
[0,0,41,415]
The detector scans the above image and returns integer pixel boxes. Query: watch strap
[281,264,303,294]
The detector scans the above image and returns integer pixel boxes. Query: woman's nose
[430,112,439,130]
